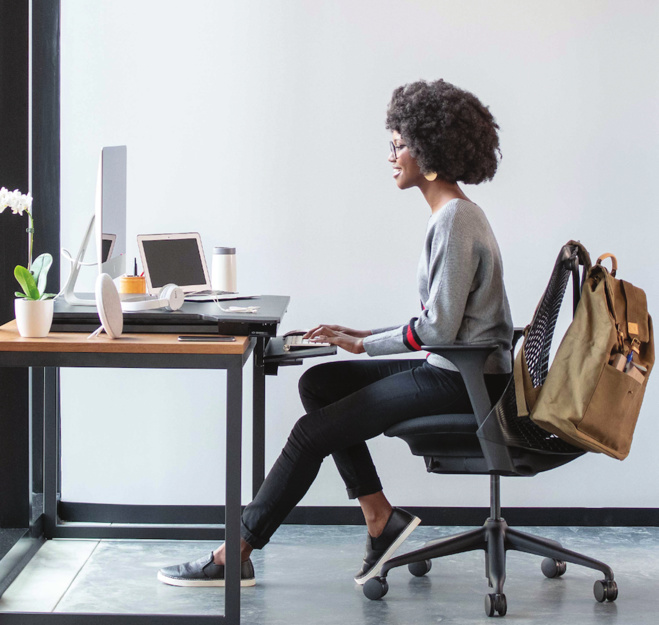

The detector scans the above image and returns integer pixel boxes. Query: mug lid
[213,247,236,254]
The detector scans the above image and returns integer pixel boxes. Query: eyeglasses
[389,141,407,160]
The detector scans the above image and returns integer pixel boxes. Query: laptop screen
[141,238,207,289]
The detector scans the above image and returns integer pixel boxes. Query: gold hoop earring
[424,171,438,182]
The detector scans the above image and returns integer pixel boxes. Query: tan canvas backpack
[515,242,654,460]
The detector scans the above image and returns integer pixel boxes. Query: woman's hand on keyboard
[304,325,367,354]
[304,325,371,339]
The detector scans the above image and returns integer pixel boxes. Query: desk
[0,321,252,625]
[51,295,293,507]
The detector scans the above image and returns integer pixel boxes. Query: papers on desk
[219,305,260,314]
[184,293,259,302]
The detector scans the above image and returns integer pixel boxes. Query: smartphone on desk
[178,335,236,342]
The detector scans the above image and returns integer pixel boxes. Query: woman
[158,79,513,588]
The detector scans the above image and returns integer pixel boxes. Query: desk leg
[43,367,59,538]
[31,367,44,520]
[252,337,266,498]
[0,367,29,528]
[225,365,243,625]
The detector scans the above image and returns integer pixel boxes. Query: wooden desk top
[0,321,250,355]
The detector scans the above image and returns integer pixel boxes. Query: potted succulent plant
[1,187,55,337]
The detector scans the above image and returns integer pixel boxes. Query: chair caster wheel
[408,559,432,577]
[541,558,567,578]
[485,592,507,617]
[594,579,618,602]
[363,576,389,600]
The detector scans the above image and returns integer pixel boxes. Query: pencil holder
[118,275,147,294]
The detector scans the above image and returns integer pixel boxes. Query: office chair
[363,242,618,617]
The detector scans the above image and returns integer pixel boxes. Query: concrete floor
[1,524,658,624]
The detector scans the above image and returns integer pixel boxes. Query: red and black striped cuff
[402,318,423,351]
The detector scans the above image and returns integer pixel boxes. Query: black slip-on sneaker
[354,507,421,585]
[157,553,256,587]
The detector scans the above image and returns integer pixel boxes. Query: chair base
[365,516,617,617]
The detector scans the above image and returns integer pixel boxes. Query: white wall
[59,0,659,509]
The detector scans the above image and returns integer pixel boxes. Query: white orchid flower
[10,192,20,214]
[0,187,32,215]
[9,189,25,215]
[1,185,50,298]
[0,187,10,213]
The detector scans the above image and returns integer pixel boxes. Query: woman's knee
[298,362,337,409]
[298,364,323,397]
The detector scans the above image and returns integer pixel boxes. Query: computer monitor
[61,145,128,306]
[95,145,127,279]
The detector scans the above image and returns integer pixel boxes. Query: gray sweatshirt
[363,199,513,374]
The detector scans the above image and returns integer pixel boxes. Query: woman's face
[389,131,423,190]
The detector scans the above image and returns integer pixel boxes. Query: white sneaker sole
[157,571,256,587]
[354,515,421,585]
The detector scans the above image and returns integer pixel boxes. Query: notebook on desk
[136,232,249,301]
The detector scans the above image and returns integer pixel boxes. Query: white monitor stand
[61,214,98,306]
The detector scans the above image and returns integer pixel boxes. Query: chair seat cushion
[385,413,583,476]
[386,413,476,438]
[385,414,482,461]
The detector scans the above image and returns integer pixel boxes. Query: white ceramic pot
[14,298,54,338]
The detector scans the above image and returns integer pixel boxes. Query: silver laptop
[137,232,241,301]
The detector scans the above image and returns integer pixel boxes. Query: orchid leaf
[15,292,27,298]
[39,293,56,301]
[31,253,52,295]
[14,265,40,300]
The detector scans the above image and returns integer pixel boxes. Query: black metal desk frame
[0,339,256,625]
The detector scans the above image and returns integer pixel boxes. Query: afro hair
[386,80,500,185]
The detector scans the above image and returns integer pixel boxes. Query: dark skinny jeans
[240,358,507,549]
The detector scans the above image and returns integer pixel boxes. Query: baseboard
[58,502,659,527]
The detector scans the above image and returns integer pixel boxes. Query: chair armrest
[420,343,498,427]
[421,343,499,351]
[421,342,516,474]
[421,343,499,356]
